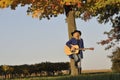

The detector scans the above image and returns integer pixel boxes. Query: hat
[71,30,82,36]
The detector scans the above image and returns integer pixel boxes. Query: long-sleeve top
[66,38,84,59]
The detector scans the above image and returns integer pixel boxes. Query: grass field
[1,70,119,80]
[9,72,120,80]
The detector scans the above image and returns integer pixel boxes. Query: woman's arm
[81,39,84,48]
[66,38,73,48]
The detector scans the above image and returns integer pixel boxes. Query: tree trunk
[66,11,79,76]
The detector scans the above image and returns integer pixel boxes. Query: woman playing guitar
[65,30,94,74]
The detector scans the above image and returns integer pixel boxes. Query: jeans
[70,54,82,69]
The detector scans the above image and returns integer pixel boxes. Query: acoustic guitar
[64,45,94,56]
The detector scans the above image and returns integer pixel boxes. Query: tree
[0,0,120,76]
[108,47,120,72]
[28,64,39,76]
[8,66,14,79]
[98,16,120,50]
[1,65,10,79]
[98,16,120,73]
[20,64,30,77]
[0,66,4,78]
[13,66,23,78]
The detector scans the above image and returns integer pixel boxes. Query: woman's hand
[71,46,76,51]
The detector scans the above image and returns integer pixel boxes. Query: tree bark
[66,11,79,76]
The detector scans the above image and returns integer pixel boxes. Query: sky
[0,6,117,70]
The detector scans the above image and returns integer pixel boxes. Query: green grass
[2,73,120,80]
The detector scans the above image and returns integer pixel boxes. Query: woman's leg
[69,54,79,67]
[77,54,82,74]
[69,54,82,68]
[77,54,81,68]
[72,54,79,62]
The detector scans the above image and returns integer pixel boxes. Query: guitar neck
[79,48,91,50]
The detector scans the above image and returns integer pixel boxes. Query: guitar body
[64,45,79,56]
[64,45,94,56]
